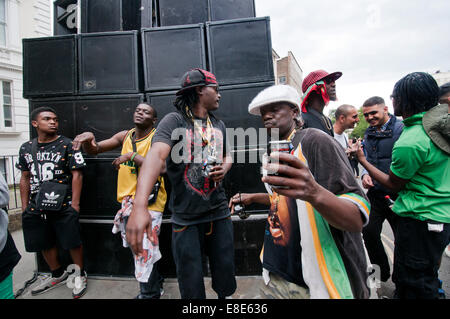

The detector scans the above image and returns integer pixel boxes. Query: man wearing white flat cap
[229,84,371,299]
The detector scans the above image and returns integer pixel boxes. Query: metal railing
[1,155,21,211]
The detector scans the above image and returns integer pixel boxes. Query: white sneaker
[31,271,69,296]
[72,271,87,299]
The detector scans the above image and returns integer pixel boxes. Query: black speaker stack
[25,0,272,277]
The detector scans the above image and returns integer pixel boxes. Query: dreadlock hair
[392,72,439,117]
[173,88,198,120]
[173,86,217,120]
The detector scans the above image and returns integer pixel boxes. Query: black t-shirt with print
[16,136,86,208]
[152,111,230,225]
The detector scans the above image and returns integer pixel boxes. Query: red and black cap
[176,68,218,96]
[301,70,342,93]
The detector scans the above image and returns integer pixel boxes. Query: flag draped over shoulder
[294,144,370,299]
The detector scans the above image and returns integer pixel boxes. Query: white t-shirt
[333,131,348,150]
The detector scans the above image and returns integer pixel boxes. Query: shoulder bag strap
[31,138,42,183]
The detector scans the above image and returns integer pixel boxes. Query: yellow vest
[117,128,167,213]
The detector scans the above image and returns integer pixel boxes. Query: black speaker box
[145,91,177,125]
[206,17,274,86]
[142,24,206,92]
[78,31,142,95]
[53,0,78,35]
[29,98,76,139]
[29,94,143,142]
[36,217,266,277]
[158,0,209,26]
[23,35,77,98]
[80,0,144,33]
[208,0,255,21]
[214,82,273,130]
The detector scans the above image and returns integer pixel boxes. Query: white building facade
[0,0,51,183]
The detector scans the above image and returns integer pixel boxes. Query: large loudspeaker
[23,35,77,98]
[208,0,255,21]
[158,0,209,26]
[78,31,142,95]
[206,17,274,86]
[29,98,76,139]
[80,0,144,33]
[146,91,177,125]
[36,217,266,277]
[214,82,273,130]
[142,24,206,92]
[75,94,141,142]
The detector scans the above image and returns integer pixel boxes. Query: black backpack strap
[30,138,42,183]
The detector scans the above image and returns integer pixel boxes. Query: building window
[1,80,13,128]
[0,0,6,47]
[279,76,287,84]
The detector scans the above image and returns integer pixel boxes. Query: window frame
[0,79,15,131]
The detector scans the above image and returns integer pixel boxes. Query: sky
[255,0,450,115]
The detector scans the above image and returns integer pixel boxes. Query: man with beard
[73,103,167,299]
[301,70,342,136]
[229,85,371,299]
[356,72,450,298]
[359,96,403,283]
[126,69,235,299]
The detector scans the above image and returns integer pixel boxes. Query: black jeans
[137,261,163,299]
[362,192,398,281]
[392,216,450,299]
[172,217,236,299]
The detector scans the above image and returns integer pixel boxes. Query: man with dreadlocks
[126,69,236,299]
[357,72,450,299]
[301,70,342,137]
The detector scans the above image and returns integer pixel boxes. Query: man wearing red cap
[126,68,236,299]
[301,70,343,136]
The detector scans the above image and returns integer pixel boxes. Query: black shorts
[22,206,82,252]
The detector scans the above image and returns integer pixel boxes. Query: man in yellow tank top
[73,103,167,299]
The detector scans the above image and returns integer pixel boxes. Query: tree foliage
[350,107,369,139]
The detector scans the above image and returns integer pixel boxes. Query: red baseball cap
[301,70,342,93]
[176,68,218,96]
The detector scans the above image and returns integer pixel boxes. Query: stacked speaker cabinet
[208,0,256,21]
[142,24,206,92]
[158,0,209,26]
[80,0,145,33]
[23,35,77,98]
[206,17,274,86]
[78,31,142,95]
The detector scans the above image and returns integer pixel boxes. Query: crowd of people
[0,68,448,299]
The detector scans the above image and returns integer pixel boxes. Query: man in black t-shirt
[301,69,343,137]
[16,106,87,299]
[126,69,236,299]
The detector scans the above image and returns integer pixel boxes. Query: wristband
[130,152,137,162]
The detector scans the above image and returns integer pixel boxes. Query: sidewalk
[10,227,450,299]
[10,229,263,299]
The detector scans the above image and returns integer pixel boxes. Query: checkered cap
[301,70,342,93]
[176,68,218,96]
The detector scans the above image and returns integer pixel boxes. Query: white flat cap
[248,84,301,116]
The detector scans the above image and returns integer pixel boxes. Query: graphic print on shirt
[183,126,224,199]
[16,137,86,195]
